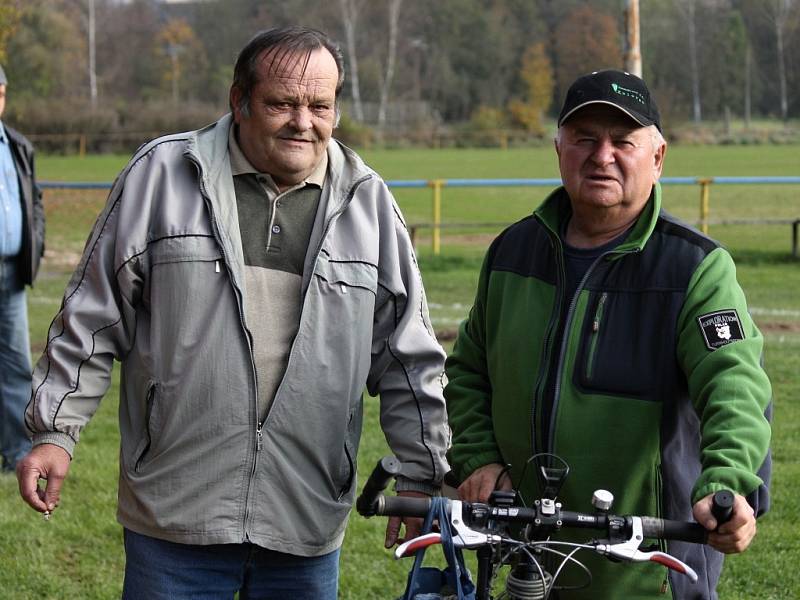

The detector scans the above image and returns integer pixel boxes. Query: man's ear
[653,140,667,180]
[230,86,243,123]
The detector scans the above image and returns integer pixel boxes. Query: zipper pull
[215,260,220,273]
[256,422,263,451]
[593,292,608,332]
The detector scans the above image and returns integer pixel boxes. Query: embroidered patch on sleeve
[697,309,745,351]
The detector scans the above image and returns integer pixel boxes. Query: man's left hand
[384,490,429,549]
[693,492,756,554]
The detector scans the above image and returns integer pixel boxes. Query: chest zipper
[191,162,262,541]
[531,235,565,457]
[585,292,608,381]
[256,422,263,452]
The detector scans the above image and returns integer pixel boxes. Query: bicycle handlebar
[356,457,734,545]
[373,496,710,544]
[356,456,403,517]
[357,457,736,599]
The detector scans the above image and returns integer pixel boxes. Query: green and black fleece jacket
[445,183,772,600]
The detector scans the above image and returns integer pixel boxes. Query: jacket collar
[183,114,245,286]
[181,114,375,292]
[323,136,373,216]
[535,182,662,254]
[185,113,373,218]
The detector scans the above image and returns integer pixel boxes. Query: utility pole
[623,0,641,77]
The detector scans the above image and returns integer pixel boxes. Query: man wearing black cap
[0,64,44,474]
[445,70,771,599]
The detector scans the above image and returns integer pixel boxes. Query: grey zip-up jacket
[26,114,449,556]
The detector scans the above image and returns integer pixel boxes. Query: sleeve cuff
[394,476,441,496]
[32,432,75,459]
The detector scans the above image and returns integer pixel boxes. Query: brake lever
[595,517,699,583]
[395,532,442,558]
[394,500,502,559]
[450,500,503,549]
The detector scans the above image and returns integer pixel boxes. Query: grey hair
[230,27,345,118]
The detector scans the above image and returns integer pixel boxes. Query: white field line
[749,307,800,318]
[431,303,800,316]
[428,304,800,329]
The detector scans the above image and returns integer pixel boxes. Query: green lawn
[1,145,797,598]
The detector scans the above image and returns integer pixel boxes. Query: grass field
[1,145,798,598]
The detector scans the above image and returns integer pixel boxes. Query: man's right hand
[16,444,71,514]
[457,462,512,502]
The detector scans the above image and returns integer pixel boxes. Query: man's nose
[590,138,615,166]
[289,106,313,131]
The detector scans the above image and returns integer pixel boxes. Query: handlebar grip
[378,496,433,518]
[711,490,735,526]
[640,517,708,544]
[356,456,402,517]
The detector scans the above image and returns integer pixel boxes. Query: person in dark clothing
[0,63,44,473]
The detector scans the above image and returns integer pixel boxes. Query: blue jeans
[0,258,32,471]
[122,529,340,599]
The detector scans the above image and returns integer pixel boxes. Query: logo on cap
[610,83,646,106]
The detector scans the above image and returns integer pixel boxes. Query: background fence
[41,176,800,257]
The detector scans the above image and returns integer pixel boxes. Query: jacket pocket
[574,291,678,399]
[653,463,668,553]
[338,438,355,501]
[311,257,378,356]
[584,292,608,381]
[313,256,378,294]
[336,404,362,502]
[149,235,222,266]
[133,382,158,473]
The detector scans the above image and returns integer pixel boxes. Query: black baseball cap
[558,69,661,131]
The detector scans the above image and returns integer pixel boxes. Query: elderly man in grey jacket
[17,27,448,599]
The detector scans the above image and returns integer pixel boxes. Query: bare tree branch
[377,0,402,130]
[339,0,365,122]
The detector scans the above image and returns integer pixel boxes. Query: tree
[715,10,748,128]
[0,0,21,64]
[553,5,622,101]
[764,0,796,121]
[154,18,207,107]
[675,0,702,123]
[508,42,554,135]
[94,0,160,105]
[339,0,365,121]
[5,0,84,101]
[376,0,402,131]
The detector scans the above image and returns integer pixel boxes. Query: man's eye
[311,104,332,113]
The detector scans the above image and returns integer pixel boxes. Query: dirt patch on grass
[42,249,83,270]
[758,321,800,333]
[436,329,458,341]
